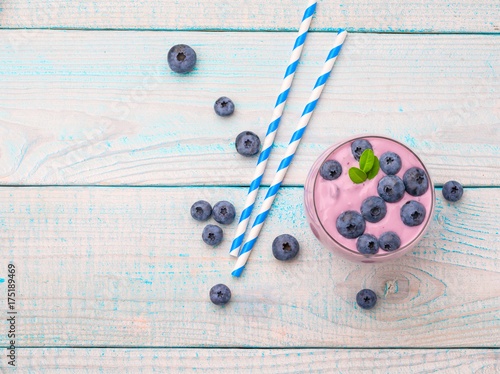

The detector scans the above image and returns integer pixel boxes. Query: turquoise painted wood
[0,187,498,347]
[0,0,499,370]
[0,0,498,33]
[0,31,498,186]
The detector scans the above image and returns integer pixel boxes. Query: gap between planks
[3,28,500,35]
[0,185,497,189]
[7,346,500,350]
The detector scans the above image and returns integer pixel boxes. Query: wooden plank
[0,186,498,347]
[0,31,499,187]
[0,0,499,33]
[11,348,500,373]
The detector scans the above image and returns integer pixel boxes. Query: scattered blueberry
[272,234,300,261]
[320,160,342,181]
[379,232,401,252]
[190,200,212,221]
[356,289,377,310]
[336,211,366,239]
[214,97,235,117]
[379,152,402,175]
[213,201,236,225]
[403,167,429,197]
[209,284,231,305]
[356,234,379,255]
[167,44,197,74]
[351,139,373,161]
[400,201,426,227]
[442,180,463,202]
[202,224,223,246]
[360,196,387,223]
[235,131,261,157]
[377,175,405,203]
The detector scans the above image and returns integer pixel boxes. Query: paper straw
[229,0,318,257]
[232,30,347,277]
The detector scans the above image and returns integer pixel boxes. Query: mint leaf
[349,167,367,184]
[366,156,380,180]
[359,149,375,173]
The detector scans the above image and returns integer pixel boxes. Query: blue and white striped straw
[232,30,347,277]
[229,0,318,257]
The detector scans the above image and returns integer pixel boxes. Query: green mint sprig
[349,149,380,184]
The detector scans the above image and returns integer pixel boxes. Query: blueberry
[336,211,365,239]
[380,152,402,175]
[272,234,299,261]
[320,160,342,181]
[190,200,212,221]
[356,289,377,310]
[235,131,261,157]
[379,232,401,252]
[209,284,231,305]
[213,201,236,225]
[214,97,235,117]
[356,234,379,255]
[403,167,429,197]
[360,196,387,223]
[442,180,463,202]
[351,139,373,161]
[167,44,197,74]
[202,225,223,246]
[400,201,426,226]
[377,175,405,203]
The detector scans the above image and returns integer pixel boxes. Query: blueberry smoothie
[304,136,434,262]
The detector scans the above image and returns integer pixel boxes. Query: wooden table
[1,1,499,372]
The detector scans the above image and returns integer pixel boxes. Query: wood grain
[0,31,499,187]
[12,348,500,373]
[0,0,499,33]
[0,186,498,347]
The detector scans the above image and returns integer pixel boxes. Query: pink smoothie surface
[313,137,433,253]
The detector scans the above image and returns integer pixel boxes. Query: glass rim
[311,134,436,259]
